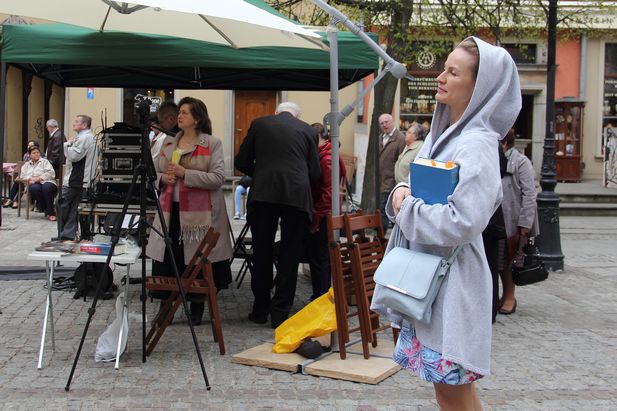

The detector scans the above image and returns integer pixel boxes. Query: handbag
[512,237,549,286]
[372,245,462,324]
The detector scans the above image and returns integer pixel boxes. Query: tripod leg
[65,164,141,391]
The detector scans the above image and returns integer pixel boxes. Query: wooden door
[234,90,276,175]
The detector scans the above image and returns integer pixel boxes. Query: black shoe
[248,311,268,324]
[189,302,204,326]
[270,313,288,329]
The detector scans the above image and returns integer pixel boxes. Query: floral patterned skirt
[393,323,484,385]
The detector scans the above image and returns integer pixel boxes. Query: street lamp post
[536,0,564,271]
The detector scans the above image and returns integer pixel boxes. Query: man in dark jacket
[235,102,321,328]
[378,113,405,231]
[45,119,66,180]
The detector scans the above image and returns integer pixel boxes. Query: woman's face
[435,47,477,113]
[30,149,41,162]
[405,128,417,145]
[177,104,196,131]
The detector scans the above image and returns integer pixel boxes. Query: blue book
[409,158,459,205]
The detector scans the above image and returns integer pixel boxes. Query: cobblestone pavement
[0,201,616,410]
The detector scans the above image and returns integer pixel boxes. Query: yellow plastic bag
[272,287,337,354]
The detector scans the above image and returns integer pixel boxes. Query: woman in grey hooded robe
[374,37,521,410]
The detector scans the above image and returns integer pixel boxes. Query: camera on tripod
[134,94,161,119]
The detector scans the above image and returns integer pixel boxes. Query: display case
[554,98,585,182]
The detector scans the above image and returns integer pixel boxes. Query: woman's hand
[166,163,186,179]
[392,186,411,215]
[161,173,174,185]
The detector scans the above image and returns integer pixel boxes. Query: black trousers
[28,182,57,215]
[482,232,500,323]
[306,217,331,301]
[380,191,390,233]
[56,186,83,240]
[248,201,308,319]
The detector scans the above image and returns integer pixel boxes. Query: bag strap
[444,245,463,267]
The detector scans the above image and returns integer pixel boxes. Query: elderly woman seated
[19,145,58,221]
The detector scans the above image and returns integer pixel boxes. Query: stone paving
[0,200,616,410]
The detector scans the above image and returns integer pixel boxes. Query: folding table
[27,246,141,369]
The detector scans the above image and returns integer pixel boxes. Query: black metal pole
[536,0,564,271]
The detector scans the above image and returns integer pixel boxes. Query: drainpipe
[579,34,587,100]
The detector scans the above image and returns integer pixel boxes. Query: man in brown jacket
[378,113,405,231]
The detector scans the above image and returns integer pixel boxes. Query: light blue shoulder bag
[372,245,462,324]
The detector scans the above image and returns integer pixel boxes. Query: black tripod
[65,99,211,391]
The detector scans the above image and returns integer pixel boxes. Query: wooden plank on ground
[346,339,396,358]
[304,351,400,384]
[231,343,302,372]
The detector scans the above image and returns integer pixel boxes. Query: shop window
[602,43,617,187]
[399,41,451,131]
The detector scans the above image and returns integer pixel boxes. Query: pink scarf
[157,143,212,242]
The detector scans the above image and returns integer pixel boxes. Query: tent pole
[0,62,7,227]
[312,0,407,211]
[327,22,341,218]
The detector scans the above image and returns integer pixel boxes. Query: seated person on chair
[19,145,58,221]
[233,175,252,220]
[146,96,233,326]
[3,140,39,209]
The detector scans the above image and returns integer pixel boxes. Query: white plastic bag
[95,292,128,362]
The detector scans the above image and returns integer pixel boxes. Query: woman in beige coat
[394,123,426,184]
[146,96,232,325]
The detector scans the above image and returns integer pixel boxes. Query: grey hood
[427,36,522,158]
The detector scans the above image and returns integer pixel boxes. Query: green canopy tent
[0,22,377,90]
[0,22,377,225]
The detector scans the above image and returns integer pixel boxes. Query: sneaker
[240,214,246,220]
[233,214,240,220]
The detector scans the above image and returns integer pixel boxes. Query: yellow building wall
[175,90,229,143]
[49,84,64,129]
[28,76,45,147]
[65,88,121,136]
[5,67,22,162]
[288,84,358,157]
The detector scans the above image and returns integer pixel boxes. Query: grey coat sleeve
[394,137,502,247]
[515,155,537,230]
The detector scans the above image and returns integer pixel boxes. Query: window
[502,43,538,64]
[399,41,450,131]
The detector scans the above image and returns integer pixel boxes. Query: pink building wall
[555,38,581,99]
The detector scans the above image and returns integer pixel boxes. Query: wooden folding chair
[12,161,32,219]
[343,212,397,359]
[145,227,225,356]
[340,154,357,211]
[326,213,359,360]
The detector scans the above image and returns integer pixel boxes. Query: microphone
[149,123,177,137]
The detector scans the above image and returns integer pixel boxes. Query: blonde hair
[456,38,480,79]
